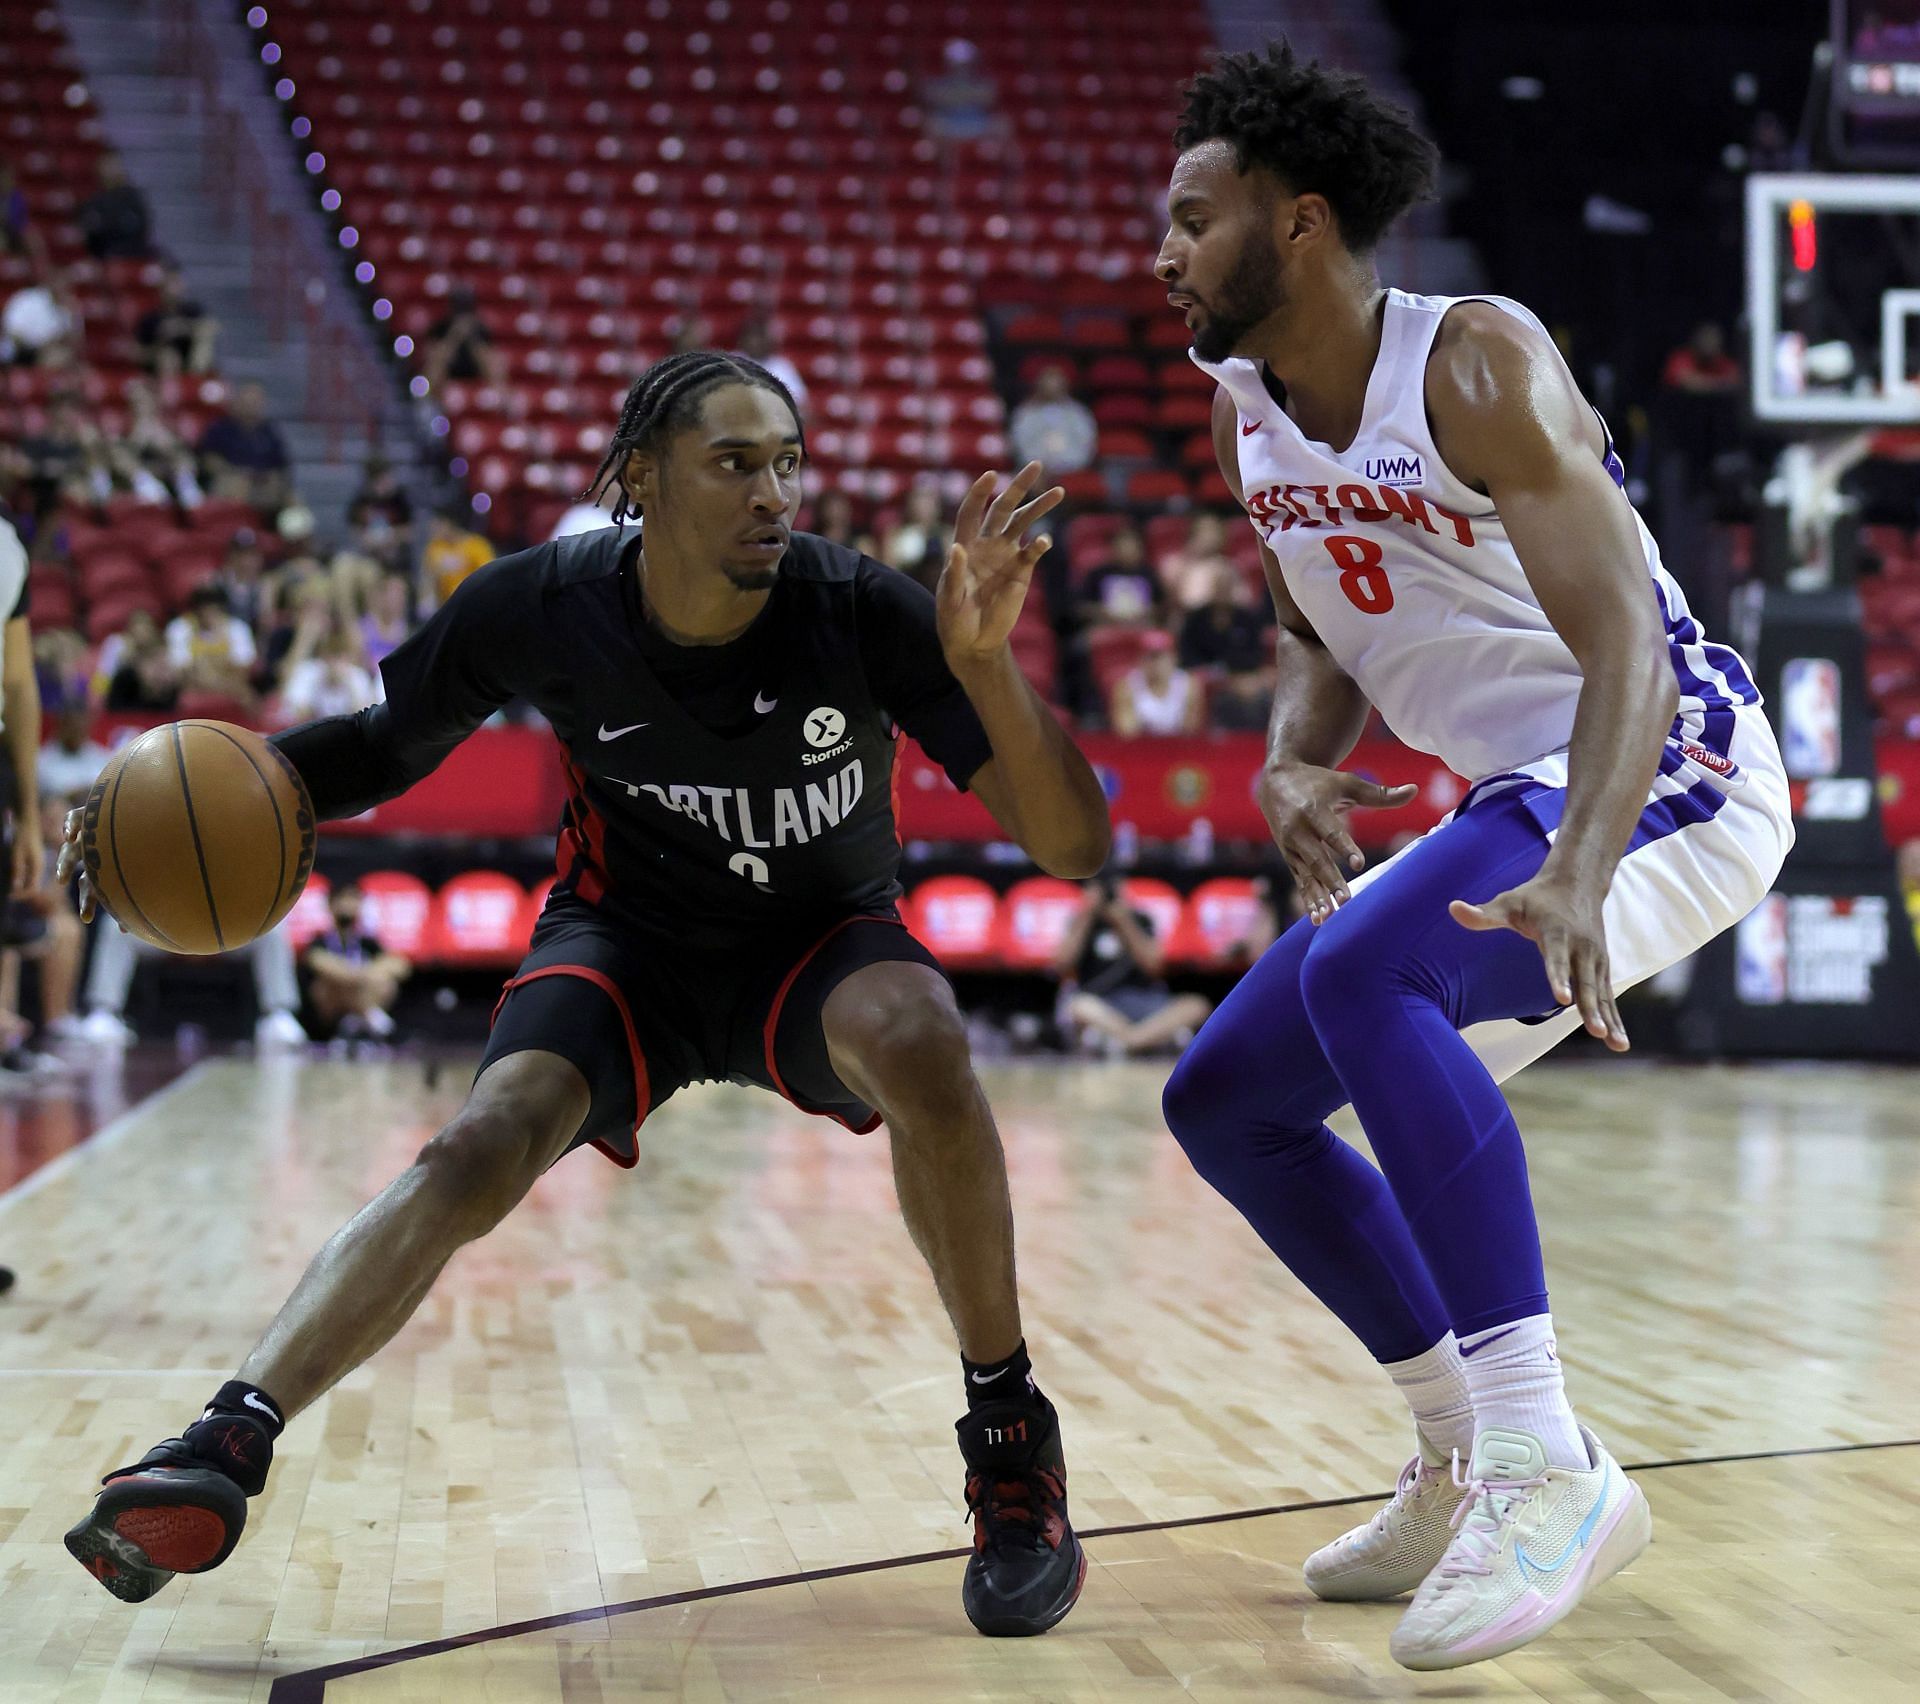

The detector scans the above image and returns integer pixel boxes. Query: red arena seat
[997,875,1086,970]
[1171,876,1265,969]
[429,871,534,967]
[283,874,335,951]
[355,871,435,962]
[905,875,1002,968]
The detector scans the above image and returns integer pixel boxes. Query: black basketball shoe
[955,1397,1087,1636]
[64,1410,272,1603]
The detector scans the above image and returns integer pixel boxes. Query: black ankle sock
[962,1340,1043,1410]
[201,1379,286,1437]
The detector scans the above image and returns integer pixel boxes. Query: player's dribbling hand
[1256,762,1416,924]
[936,462,1066,664]
[1449,875,1628,1052]
[54,806,97,925]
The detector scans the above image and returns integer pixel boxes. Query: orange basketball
[80,720,316,955]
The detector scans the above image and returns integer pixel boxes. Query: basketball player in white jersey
[1153,43,1792,1669]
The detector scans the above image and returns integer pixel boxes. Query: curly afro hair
[1174,39,1439,254]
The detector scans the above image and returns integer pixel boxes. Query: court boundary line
[265,1433,1920,1701]
[0,1057,209,1218]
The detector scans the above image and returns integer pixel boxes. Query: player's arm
[890,465,1110,878]
[1427,303,1679,1051]
[268,556,534,820]
[1213,387,1413,922]
[1,605,42,897]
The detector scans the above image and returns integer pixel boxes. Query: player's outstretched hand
[54,806,97,925]
[1256,762,1416,925]
[936,462,1065,664]
[1450,876,1627,1051]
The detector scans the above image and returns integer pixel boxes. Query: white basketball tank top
[1193,289,1760,789]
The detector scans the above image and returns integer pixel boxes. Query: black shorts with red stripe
[478,895,945,1164]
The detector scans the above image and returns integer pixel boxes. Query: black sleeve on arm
[853,557,993,788]
[269,553,542,820]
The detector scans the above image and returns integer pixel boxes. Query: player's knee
[1161,1037,1234,1166]
[415,1103,555,1234]
[830,983,973,1109]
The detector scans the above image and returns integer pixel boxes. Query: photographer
[1055,875,1211,1058]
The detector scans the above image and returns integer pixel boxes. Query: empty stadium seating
[268,0,1214,532]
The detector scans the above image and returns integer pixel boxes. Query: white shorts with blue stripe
[1346,704,1794,1084]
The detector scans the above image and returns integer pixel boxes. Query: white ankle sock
[1381,1333,1474,1462]
[1457,1314,1586,1470]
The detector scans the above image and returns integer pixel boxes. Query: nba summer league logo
[1364,453,1424,487]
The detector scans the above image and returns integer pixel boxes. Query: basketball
[79,721,316,956]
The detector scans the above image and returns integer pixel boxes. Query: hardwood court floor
[0,1056,1916,1701]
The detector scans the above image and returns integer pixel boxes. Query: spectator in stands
[36,704,109,806]
[1055,875,1212,1058]
[255,564,333,691]
[733,315,810,411]
[0,160,45,270]
[358,569,413,671]
[34,625,90,715]
[1110,629,1201,735]
[922,36,1002,142]
[1076,526,1165,628]
[76,916,306,1049]
[277,613,380,722]
[1179,563,1272,731]
[810,488,876,556]
[136,265,218,378]
[3,270,81,367]
[18,395,107,505]
[1161,511,1241,613]
[302,881,409,1044]
[422,507,495,606]
[97,609,179,711]
[546,485,619,541]
[1661,322,1742,394]
[669,314,714,357]
[1009,365,1098,474]
[75,156,151,260]
[165,584,257,708]
[348,454,412,536]
[422,285,503,390]
[198,382,291,510]
[1224,868,1302,970]
[881,484,951,593]
[211,527,269,631]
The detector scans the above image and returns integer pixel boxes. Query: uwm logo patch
[1364,453,1424,487]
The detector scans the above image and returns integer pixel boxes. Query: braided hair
[583,350,804,524]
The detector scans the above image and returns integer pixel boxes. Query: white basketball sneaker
[1303,1432,1466,1601]
[1389,1424,1651,1671]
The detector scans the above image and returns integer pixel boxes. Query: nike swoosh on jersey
[754,691,778,713]
[598,721,650,741]
[1241,417,1259,435]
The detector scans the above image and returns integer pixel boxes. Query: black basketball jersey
[278,527,993,947]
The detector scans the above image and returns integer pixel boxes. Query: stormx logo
[1364,453,1424,487]
[802,704,853,766]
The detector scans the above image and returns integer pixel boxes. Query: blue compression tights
[1163,793,1567,1363]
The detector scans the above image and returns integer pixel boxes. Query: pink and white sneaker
[1388,1424,1651,1671]
[1303,1432,1465,1601]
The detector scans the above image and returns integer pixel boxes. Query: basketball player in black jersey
[61,352,1111,1637]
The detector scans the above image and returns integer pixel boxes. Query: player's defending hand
[936,462,1065,664]
[1256,763,1416,925]
[54,805,97,925]
[1450,876,1628,1052]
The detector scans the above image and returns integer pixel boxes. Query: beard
[1190,225,1286,363]
[722,562,781,592]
